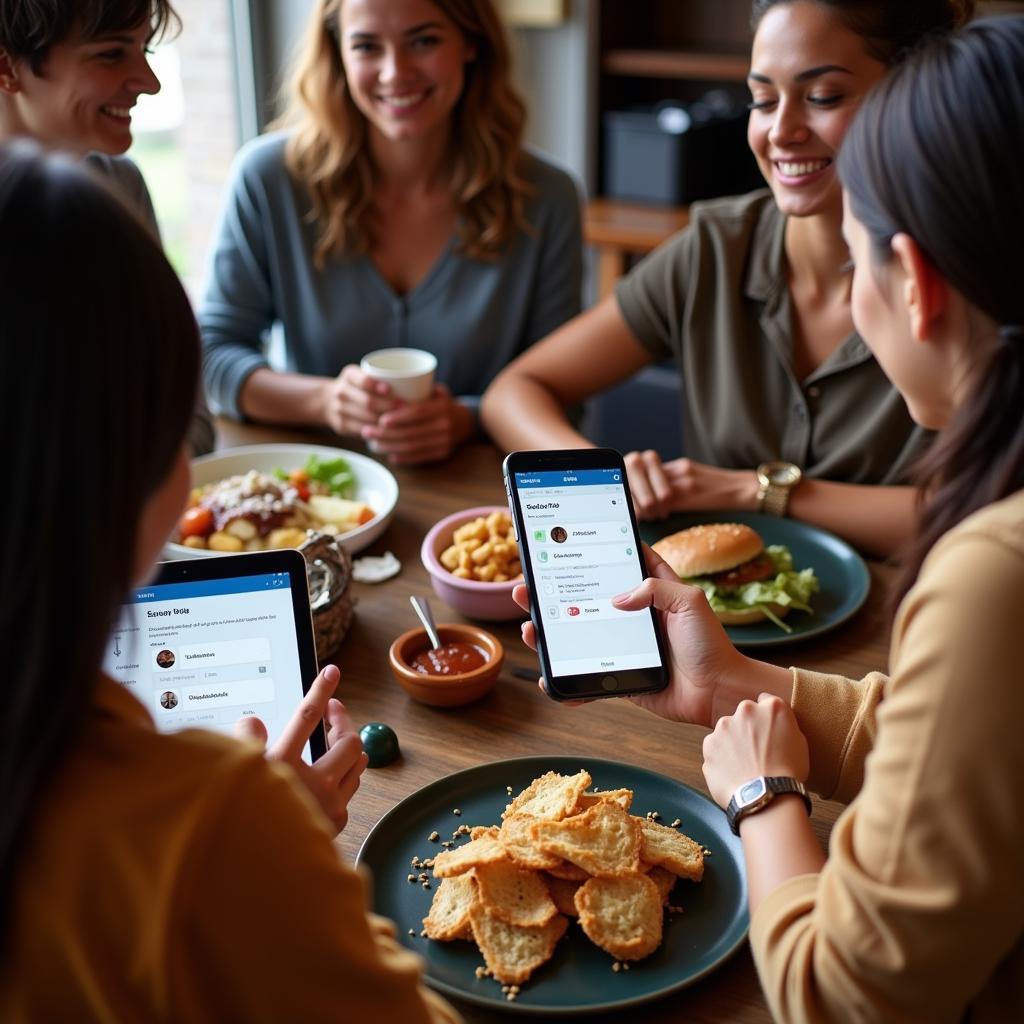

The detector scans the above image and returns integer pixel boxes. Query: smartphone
[502,448,668,701]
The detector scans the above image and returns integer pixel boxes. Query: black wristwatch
[725,776,812,836]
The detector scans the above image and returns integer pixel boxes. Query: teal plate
[356,755,748,1016]
[639,511,871,648]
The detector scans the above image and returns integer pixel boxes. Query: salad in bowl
[165,445,399,558]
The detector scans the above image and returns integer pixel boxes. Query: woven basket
[299,532,357,661]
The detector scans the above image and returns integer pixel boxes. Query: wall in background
[250,0,592,188]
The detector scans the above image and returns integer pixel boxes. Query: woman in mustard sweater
[0,142,456,1022]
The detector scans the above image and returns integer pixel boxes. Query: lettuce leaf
[683,545,819,633]
[305,454,355,498]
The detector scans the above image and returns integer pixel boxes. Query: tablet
[104,549,327,763]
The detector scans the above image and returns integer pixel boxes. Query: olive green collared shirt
[615,189,930,483]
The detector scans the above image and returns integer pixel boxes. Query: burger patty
[706,551,776,589]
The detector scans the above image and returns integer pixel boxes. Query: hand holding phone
[503,449,669,701]
[513,546,748,728]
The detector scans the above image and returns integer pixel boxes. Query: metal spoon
[409,594,443,651]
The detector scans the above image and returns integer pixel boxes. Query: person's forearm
[481,372,593,452]
[787,480,918,559]
[711,657,794,727]
[239,368,329,429]
[738,795,826,913]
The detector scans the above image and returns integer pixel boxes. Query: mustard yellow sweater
[752,491,1024,1022]
[0,679,460,1023]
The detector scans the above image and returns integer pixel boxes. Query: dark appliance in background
[603,90,763,205]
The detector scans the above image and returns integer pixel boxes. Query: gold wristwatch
[756,461,802,517]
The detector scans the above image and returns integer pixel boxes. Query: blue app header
[514,469,622,488]
[129,572,290,603]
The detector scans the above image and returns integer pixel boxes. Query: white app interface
[514,469,661,677]
[104,571,313,761]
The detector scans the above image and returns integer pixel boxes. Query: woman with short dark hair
[0,0,214,455]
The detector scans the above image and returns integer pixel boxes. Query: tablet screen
[104,550,325,763]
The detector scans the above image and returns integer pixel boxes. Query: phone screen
[505,454,666,698]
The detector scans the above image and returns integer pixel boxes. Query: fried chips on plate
[422,769,705,985]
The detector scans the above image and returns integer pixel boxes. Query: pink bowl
[420,506,523,622]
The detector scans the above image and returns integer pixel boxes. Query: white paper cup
[360,348,437,403]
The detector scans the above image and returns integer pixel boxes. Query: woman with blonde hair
[201,0,582,465]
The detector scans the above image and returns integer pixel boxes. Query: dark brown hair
[0,0,178,74]
[751,0,975,65]
[838,15,1024,606]
[0,141,199,935]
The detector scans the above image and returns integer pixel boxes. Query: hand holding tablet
[235,663,368,835]
[107,549,368,834]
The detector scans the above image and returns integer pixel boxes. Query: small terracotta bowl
[421,506,522,621]
[388,623,504,707]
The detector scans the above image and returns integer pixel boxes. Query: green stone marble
[360,722,401,768]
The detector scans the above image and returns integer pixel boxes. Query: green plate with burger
[639,511,870,648]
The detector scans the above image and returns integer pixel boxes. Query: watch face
[739,778,767,805]
[769,464,801,486]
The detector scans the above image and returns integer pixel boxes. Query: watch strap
[726,776,812,836]
[757,480,792,517]
[755,462,802,517]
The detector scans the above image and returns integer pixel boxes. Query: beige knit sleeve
[789,667,886,802]
[749,506,1024,1023]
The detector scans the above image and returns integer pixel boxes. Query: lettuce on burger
[652,522,818,632]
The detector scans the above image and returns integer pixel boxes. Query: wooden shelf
[584,197,689,252]
[603,48,749,82]
[583,198,690,299]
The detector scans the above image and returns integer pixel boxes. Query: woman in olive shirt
[483,0,972,558]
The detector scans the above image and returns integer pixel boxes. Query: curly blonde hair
[278,0,532,268]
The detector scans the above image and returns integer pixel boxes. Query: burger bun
[652,522,764,578]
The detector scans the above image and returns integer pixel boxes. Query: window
[129,0,241,297]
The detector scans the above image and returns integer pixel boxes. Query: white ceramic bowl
[165,443,399,559]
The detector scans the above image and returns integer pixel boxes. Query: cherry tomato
[179,505,214,538]
[289,468,311,501]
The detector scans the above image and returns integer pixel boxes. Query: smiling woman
[0,0,171,155]
[481,0,974,561]
[198,0,583,468]
[0,0,215,456]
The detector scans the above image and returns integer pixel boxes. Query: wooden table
[217,420,892,1023]
[583,198,690,299]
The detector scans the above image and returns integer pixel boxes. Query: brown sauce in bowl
[410,642,487,676]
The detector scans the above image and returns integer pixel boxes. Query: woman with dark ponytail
[518,13,1024,1020]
